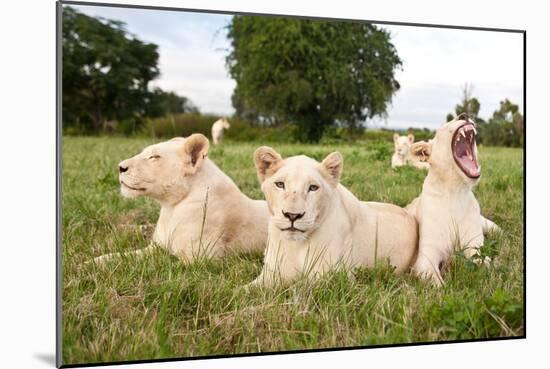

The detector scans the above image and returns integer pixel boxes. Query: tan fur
[249,147,418,287]
[406,116,500,286]
[211,118,231,145]
[391,133,430,170]
[91,134,269,265]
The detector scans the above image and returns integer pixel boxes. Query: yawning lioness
[406,113,500,286]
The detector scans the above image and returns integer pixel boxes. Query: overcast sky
[70,4,524,130]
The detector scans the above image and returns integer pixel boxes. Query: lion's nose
[282,211,305,222]
[118,161,129,173]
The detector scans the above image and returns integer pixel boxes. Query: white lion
[391,133,429,170]
[211,118,231,145]
[406,114,500,286]
[91,134,269,265]
[249,147,419,287]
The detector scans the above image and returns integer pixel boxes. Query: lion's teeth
[461,130,466,138]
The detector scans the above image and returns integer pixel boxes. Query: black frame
[56,1,527,367]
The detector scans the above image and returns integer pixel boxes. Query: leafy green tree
[231,86,261,124]
[447,83,485,123]
[490,99,523,127]
[226,16,402,142]
[146,88,199,118]
[481,99,523,147]
[62,6,160,133]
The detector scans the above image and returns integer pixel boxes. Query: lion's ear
[457,112,469,121]
[393,133,399,144]
[254,146,283,182]
[180,133,209,174]
[321,152,343,185]
[410,141,432,163]
[407,133,415,143]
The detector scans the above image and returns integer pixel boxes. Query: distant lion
[406,114,500,286]
[211,118,231,145]
[249,147,418,287]
[91,134,269,265]
[392,133,429,170]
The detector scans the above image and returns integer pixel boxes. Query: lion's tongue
[455,138,479,177]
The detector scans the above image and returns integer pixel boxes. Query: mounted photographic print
[57,1,525,367]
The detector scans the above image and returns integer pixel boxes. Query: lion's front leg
[481,216,501,235]
[86,243,160,267]
[462,233,491,266]
[167,229,227,262]
[244,271,277,290]
[244,255,296,290]
[412,252,444,287]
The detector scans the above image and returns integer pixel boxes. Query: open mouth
[452,123,480,179]
[120,181,147,191]
[280,226,305,233]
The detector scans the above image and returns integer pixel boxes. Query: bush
[118,117,144,136]
[363,129,395,142]
[359,128,435,143]
[478,121,523,147]
[65,111,439,146]
[363,140,393,161]
[145,113,298,143]
[145,113,215,138]
[406,128,435,142]
[224,117,298,143]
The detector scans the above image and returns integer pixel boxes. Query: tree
[446,83,485,123]
[481,99,523,147]
[62,6,160,133]
[226,16,402,142]
[231,86,261,124]
[146,88,199,118]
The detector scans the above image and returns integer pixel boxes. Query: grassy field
[61,136,524,365]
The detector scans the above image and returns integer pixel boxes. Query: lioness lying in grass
[249,147,418,287]
[91,134,269,264]
[391,133,430,170]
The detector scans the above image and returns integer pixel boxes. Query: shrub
[478,121,523,147]
[225,117,298,143]
[356,128,434,144]
[363,129,395,142]
[118,117,144,136]
[363,140,393,161]
[406,127,435,142]
[66,111,439,146]
[144,113,298,143]
[145,113,215,138]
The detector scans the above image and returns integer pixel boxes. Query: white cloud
[68,5,524,128]
[150,47,235,114]
[380,25,523,129]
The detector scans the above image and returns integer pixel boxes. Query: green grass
[62,136,524,365]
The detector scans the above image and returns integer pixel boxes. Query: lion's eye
[274,181,285,189]
[148,155,161,160]
[308,184,319,192]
